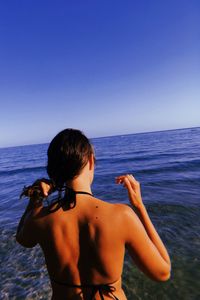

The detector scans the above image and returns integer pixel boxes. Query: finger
[116,174,136,180]
[115,175,126,184]
[127,174,137,182]
[123,177,136,198]
[116,175,132,185]
[115,174,132,181]
[115,175,126,180]
[115,175,139,192]
[124,175,136,190]
[40,182,50,197]
[127,174,140,190]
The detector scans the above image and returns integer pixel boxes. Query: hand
[30,180,52,208]
[116,174,143,209]
[20,178,54,200]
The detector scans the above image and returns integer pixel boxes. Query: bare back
[17,175,171,299]
[33,194,127,300]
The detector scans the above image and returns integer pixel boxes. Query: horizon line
[1,125,199,150]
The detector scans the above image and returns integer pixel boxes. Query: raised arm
[116,174,171,281]
[16,197,42,247]
[16,179,52,248]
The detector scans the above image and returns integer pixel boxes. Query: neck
[67,178,92,195]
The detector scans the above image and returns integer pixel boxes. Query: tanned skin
[16,155,171,300]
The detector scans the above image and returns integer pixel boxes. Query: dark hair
[47,129,94,189]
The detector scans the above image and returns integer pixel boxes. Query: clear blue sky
[0,0,199,147]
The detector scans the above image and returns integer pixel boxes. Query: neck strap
[63,186,93,197]
[74,190,93,197]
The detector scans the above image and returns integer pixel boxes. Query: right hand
[38,179,53,197]
[115,174,144,209]
[20,178,53,200]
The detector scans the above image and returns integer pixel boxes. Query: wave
[0,165,46,177]
[136,159,200,174]
[97,152,200,165]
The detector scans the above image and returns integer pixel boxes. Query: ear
[88,153,95,171]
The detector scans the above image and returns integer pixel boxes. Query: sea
[0,127,200,300]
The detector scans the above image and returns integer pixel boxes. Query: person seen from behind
[16,128,171,300]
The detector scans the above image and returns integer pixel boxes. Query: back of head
[47,129,93,189]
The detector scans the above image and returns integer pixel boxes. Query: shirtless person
[16,129,171,300]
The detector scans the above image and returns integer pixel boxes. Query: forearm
[17,198,42,236]
[116,174,171,267]
[136,203,171,266]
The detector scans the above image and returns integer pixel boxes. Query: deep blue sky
[0,1,199,147]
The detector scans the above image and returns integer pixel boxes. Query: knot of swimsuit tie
[62,186,93,209]
[92,284,119,300]
[100,284,115,292]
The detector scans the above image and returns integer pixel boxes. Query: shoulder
[107,202,140,228]
[113,203,137,219]
[94,197,135,216]
[90,198,139,226]
[112,203,145,237]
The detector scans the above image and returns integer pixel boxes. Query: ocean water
[0,127,200,300]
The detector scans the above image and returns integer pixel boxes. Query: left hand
[115,174,143,209]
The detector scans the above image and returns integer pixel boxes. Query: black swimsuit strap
[74,190,93,196]
[97,284,119,300]
[61,186,93,196]
[52,280,119,300]
[57,187,93,209]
